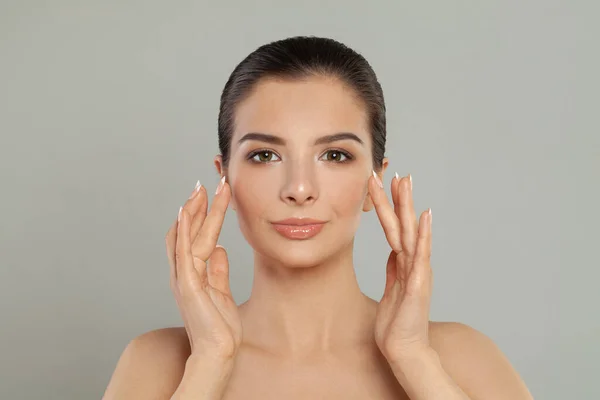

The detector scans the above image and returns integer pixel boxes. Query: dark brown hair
[217,35,386,171]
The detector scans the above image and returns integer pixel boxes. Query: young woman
[104,36,533,400]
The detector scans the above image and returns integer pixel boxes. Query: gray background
[1,1,598,399]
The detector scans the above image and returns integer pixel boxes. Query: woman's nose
[280,166,318,206]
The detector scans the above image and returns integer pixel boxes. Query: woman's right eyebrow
[238,132,285,145]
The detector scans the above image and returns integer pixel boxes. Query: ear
[214,154,224,176]
[214,155,236,211]
[362,157,389,212]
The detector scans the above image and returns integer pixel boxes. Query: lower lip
[272,223,326,240]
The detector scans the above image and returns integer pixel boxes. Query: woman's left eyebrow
[314,132,364,146]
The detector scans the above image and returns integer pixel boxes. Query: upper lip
[272,218,326,226]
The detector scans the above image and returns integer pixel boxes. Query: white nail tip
[372,170,383,188]
[215,176,226,194]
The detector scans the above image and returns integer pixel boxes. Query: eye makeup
[246,148,355,164]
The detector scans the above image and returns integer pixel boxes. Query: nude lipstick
[271,218,326,240]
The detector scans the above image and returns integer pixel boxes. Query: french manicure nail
[372,170,383,188]
[215,176,226,195]
[394,172,399,181]
[409,174,413,190]
[189,180,202,199]
[178,206,182,222]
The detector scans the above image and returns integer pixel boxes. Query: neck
[239,239,377,359]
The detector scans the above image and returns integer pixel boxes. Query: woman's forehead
[232,77,370,145]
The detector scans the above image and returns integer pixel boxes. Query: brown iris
[257,151,274,162]
[324,150,343,162]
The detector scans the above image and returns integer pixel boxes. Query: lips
[271,218,327,240]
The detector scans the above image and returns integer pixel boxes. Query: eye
[248,150,281,163]
[320,149,352,163]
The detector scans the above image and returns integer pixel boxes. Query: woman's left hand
[369,171,434,365]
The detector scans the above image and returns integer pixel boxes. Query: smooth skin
[103,76,533,400]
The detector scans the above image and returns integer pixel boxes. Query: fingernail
[394,172,399,181]
[372,170,383,188]
[178,206,182,222]
[188,180,202,199]
[215,176,226,195]
[408,174,413,190]
[428,208,432,223]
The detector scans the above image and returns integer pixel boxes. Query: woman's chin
[280,255,326,269]
[266,241,346,268]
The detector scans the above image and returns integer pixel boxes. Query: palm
[194,255,243,351]
[374,249,428,356]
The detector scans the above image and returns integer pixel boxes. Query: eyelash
[247,148,354,164]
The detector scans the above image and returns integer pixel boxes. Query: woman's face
[218,75,386,267]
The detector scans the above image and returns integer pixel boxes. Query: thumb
[207,245,232,296]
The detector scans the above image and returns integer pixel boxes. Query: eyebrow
[237,132,364,146]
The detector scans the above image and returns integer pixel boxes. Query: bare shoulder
[103,327,190,400]
[428,321,534,399]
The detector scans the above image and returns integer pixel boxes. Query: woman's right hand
[165,177,242,363]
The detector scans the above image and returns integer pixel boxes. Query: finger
[166,181,205,282]
[207,244,232,296]
[391,172,400,217]
[193,177,231,261]
[176,206,206,293]
[382,249,397,300]
[183,180,206,221]
[181,181,209,240]
[368,171,402,253]
[398,174,418,257]
[190,184,209,240]
[407,208,433,296]
[166,219,178,283]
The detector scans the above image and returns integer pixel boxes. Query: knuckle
[217,206,227,218]
[174,249,183,265]
[207,232,219,246]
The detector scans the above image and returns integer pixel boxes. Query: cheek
[232,177,266,216]
[325,172,368,217]
[230,168,277,232]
